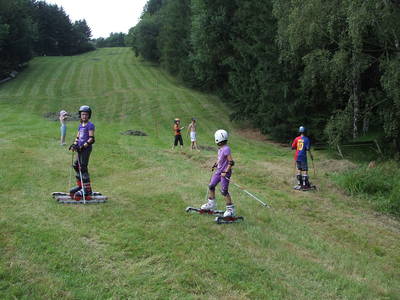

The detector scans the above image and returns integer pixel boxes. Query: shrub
[334,161,400,216]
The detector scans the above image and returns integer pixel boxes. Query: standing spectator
[59,110,68,145]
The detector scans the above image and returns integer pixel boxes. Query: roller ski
[185,207,225,216]
[52,191,102,198]
[186,198,224,215]
[215,205,243,224]
[52,191,108,204]
[215,215,244,224]
[293,183,317,191]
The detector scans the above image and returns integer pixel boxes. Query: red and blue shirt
[292,135,310,162]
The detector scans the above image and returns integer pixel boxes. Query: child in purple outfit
[201,129,236,217]
[68,105,95,199]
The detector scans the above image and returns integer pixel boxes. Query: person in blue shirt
[291,126,312,190]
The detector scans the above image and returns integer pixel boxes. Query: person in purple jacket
[68,105,95,199]
[201,129,236,217]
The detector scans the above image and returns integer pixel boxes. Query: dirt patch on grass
[198,145,217,151]
[121,130,148,136]
[236,128,268,142]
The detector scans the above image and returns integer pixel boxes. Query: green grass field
[0,48,399,299]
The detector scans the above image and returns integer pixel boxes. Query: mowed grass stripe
[132,63,157,90]
[39,58,70,97]
[13,60,44,97]
[124,58,147,90]
[28,62,57,97]
[59,58,79,97]
[47,58,72,97]
[77,62,93,97]
[70,61,85,96]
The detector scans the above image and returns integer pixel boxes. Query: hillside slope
[0,48,399,299]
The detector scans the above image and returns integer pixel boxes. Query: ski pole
[67,151,75,193]
[309,150,316,177]
[204,171,214,202]
[225,177,269,207]
[76,151,86,204]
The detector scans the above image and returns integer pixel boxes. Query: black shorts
[174,135,183,146]
[296,160,308,171]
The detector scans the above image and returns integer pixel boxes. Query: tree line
[94,32,127,48]
[127,0,400,153]
[0,0,94,80]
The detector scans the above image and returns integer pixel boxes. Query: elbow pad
[88,136,95,145]
[228,160,235,166]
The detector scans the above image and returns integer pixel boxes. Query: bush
[334,161,400,216]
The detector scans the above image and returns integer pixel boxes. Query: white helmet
[214,129,228,144]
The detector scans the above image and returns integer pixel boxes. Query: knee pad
[208,184,216,191]
[220,189,229,196]
[73,162,79,173]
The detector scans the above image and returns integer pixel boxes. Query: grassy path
[0,48,399,299]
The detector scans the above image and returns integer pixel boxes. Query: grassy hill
[0,48,399,299]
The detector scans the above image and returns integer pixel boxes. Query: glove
[69,144,81,152]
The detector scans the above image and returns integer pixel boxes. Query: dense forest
[0,0,94,80]
[127,0,400,152]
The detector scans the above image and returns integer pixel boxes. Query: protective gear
[69,143,79,151]
[88,136,95,144]
[60,110,67,116]
[228,160,235,166]
[220,188,230,196]
[174,118,180,123]
[302,175,310,187]
[296,174,303,186]
[223,205,235,217]
[79,105,92,118]
[214,129,228,144]
[69,180,81,197]
[200,199,216,210]
[74,180,92,200]
[299,126,306,133]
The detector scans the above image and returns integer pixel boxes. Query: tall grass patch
[333,161,400,216]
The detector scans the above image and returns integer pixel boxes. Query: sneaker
[201,199,216,210]
[293,185,302,190]
[223,205,235,217]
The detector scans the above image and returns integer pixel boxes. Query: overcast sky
[45,0,148,38]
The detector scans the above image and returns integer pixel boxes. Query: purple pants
[209,172,231,196]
